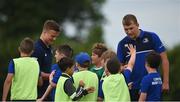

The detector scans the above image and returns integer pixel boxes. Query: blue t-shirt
[51,64,62,84]
[140,72,162,101]
[50,64,62,101]
[8,60,14,73]
[117,29,165,89]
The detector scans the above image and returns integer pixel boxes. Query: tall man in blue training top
[117,14,169,101]
[31,20,61,100]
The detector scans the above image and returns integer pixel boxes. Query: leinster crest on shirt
[143,38,149,43]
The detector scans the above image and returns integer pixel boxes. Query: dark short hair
[122,14,138,26]
[43,20,61,32]
[58,57,74,72]
[106,57,121,74]
[79,61,91,68]
[146,51,161,69]
[56,44,73,58]
[92,43,108,57]
[19,37,34,54]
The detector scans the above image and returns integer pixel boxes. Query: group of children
[2,37,162,101]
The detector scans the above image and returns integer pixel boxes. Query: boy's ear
[65,67,70,73]
[145,62,149,68]
[100,59,105,65]
[66,66,73,74]
[136,22,139,27]
[105,67,110,76]
[42,29,47,34]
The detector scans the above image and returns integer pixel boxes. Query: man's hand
[162,82,169,93]
[41,72,50,80]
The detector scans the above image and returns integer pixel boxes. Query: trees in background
[0,0,180,100]
[0,0,106,65]
[0,0,105,37]
[164,45,180,100]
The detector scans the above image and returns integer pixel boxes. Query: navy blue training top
[140,72,162,101]
[117,29,165,89]
[31,39,53,73]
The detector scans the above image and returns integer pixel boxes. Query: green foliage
[0,0,105,38]
[163,45,180,100]
[54,25,104,57]
[1,0,180,100]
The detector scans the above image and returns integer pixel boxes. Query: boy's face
[91,52,101,65]
[55,50,65,63]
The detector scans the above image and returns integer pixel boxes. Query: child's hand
[126,44,136,70]
[36,98,43,102]
[79,80,85,87]
[120,64,128,72]
[86,87,95,93]
[49,70,55,82]
[128,82,133,90]
[127,44,136,55]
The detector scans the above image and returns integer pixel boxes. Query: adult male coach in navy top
[117,14,169,101]
[31,20,61,100]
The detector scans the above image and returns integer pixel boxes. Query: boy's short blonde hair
[92,43,108,57]
[101,50,116,62]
